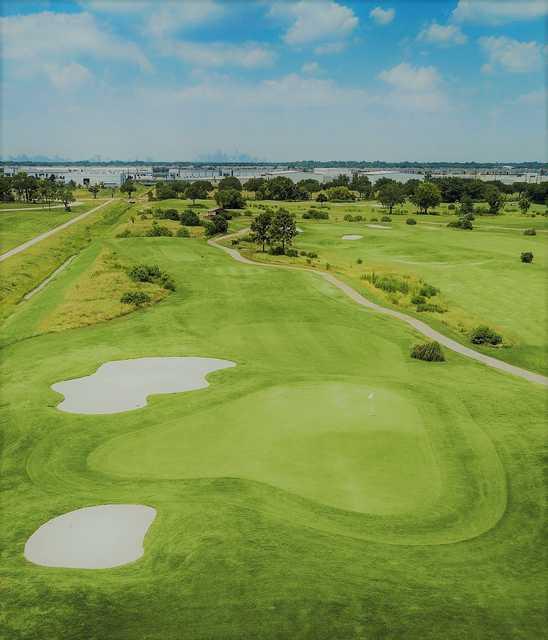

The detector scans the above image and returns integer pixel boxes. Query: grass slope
[1,226,545,639]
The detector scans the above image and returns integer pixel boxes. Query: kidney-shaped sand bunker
[52,357,236,414]
[24,504,156,569]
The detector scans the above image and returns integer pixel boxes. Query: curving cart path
[210,231,548,386]
[0,199,114,263]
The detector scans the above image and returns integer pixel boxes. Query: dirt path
[209,231,548,386]
[0,199,115,263]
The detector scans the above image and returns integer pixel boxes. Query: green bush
[411,295,426,305]
[155,208,180,221]
[343,214,353,221]
[177,227,190,237]
[286,248,298,257]
[180,210,201,226]
[269,246,285,256]
[523,228,536,236]
[307,251,318,259]
[146,222,173,237]
[128,264,162,283]
[406,218,417,225]
[470,325,502,345]
[381,215,392,222]
[120,291,151,306]
[303,209,329,220]
[520,251,534,263]
[411,341,445,362]
[370,217,378,222]
[416,303,445,313]
[448,204,455,210]
[116,228,132,238]
[448,217,473,230]
[419,284,439,298]
[362,272,409,294]
[356,258,363,264]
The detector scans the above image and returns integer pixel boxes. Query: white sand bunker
[341,234,363,240]
[52,357,235,414]
[24,504,156,569]
[367,224,391,230]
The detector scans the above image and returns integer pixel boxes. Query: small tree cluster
[250,209,297,253]
[128,264,175,290]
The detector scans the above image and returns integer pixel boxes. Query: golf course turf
[0,202,546,639]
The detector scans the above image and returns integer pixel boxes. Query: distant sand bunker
[24,504,156,569]
[52,357,236,414]
[367,225,391,230]
[341,235,363,240]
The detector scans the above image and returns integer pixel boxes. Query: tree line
[0,173,75,210]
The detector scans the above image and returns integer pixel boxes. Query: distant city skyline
[1,1,546,162]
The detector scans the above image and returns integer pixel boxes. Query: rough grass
[0,230,545,639]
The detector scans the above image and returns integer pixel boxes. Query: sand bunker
[367,224,391,230]
[341,234,363,240]
[24,504,156,569]
[52,356,235,414]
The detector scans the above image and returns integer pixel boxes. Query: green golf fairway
[1,227,545,639]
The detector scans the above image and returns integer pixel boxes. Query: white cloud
[479,36,546,73]
[163,41,275,69]
[512,89,545,106]
[269,1,358,46]
[315,41,347,55]
[379,62,440,92]
[370,7,395,26]
[418,22,467,46]
[44,62,92,90]
[0,11,149,69]
[379,63,446,112]
[79,0,151,12]
[302,61,321,74]
[452,0,548,24]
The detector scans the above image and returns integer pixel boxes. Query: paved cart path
[210,231,548,386]
[0,199,115,263]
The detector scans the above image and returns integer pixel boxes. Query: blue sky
[1,0,546,161]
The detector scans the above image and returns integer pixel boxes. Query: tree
[326,186,355,202]
[171,180,189,198]
[0,176,13,202]
[297,178,322,194]
[88,184,100,199]
[185,181,210,203]
[250,211,272,252]
[257,176,306,201]
[60,187,75,211]
[374,177,396,191]
[484,185,503,214]
[350,174,372,199]
[155,181,177,200]
[411,182,441,214]
[215,187,245,209]
[205,214,228,236]
[270,209,297,251]
[459,194,474,216]
[40,180,58,208]
[244,177,266,193]
[218,176,242,191]
[180,210,200,226]
[120,178,137,201]
[316,192,328,206]
[378,182,405,214]
[518,194,531,215]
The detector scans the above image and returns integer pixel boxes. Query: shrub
[269,246,285,255]
[180,210,201,226]
[146,222,173,237]
[370,217,378,222]
[343,214,353,221]
[303,208,329,220]
[448,204,455,210]
[411,295,426,305]
[356,258,363,264]
[231,239,240,245]
[416,303,445,313]
[354,215,364,222]
[523,228,536,236]
[419,284,439,298]
[470,325,502,345]
[411,341,445,362]
[307,251,318,259]
[406,218,417,225]
[128,264,161,283]
[362,272,409,294]
[448,216,473,230]
[381,215,392,222]
[286,248,299,257]
[177,227,190,237]
[120,291,151,306]
[300,250,307,256]
[521,251,534,263]
[116,228,132,238]
[155,208,180,221]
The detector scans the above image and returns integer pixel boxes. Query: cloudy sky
[1,0,546,161]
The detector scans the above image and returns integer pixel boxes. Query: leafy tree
[411,182,441,214]
[518,194,531,215]
[324,174,350,188]
[459,194,474,216]
[250,211,272,252]
[88,184,100,199]
[326,186,355,201]
[244,177,266,193]
[484,185,503,214]
[39,180,58,208]
[215,188,245,209]
[297,178,322,194]
[270,209,297,251]
[257,176,307,201]
[180,210,201,226]
[374,177,396,191]
[350,174,372,199]
[185,181,210,203]
[316,192,328,206]
[155,181,177,200]
[0,176,13,202]
[171,180,189,198]
[218,176,242,191]
[378,182,405,214]
[209,214,229,235]
[120,178,137,201]
[60,187,75,211]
